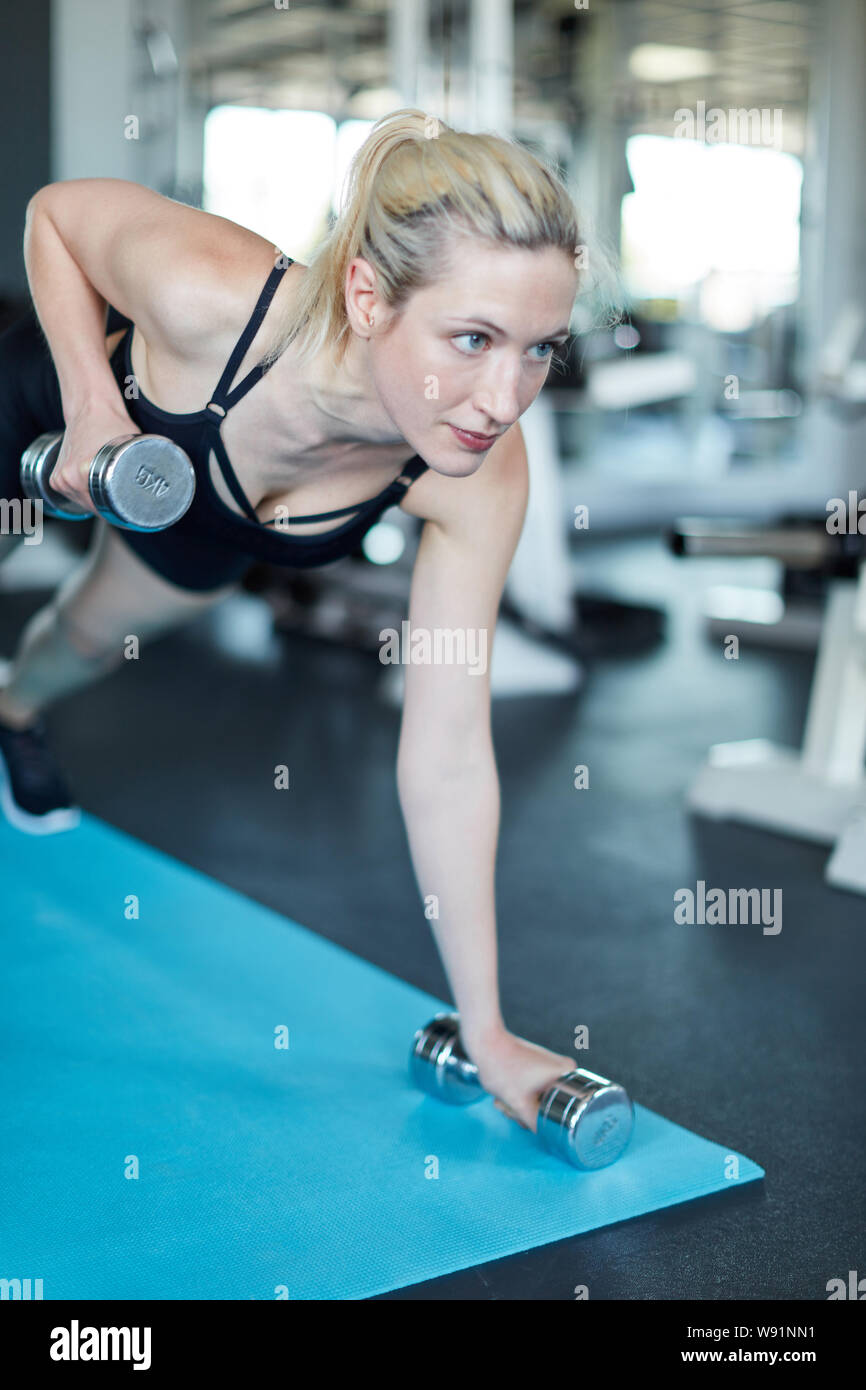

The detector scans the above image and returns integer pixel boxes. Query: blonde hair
[263,107,622,372]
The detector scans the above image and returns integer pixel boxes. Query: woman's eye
[453,333,557,360]
[453,332,487,353]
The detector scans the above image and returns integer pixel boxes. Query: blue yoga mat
[0,814,764,1300]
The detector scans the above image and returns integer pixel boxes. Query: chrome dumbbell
[409,1012,634,1171]
[21,430,195,531]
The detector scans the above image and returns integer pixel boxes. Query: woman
[0,108,586,1132]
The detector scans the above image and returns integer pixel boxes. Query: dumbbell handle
[411,1013,613,1104]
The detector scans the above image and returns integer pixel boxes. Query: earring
[368,314,375,328]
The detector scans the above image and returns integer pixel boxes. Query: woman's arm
[21,179,268,510]
[397,424,578,1130]
[396,422,526,1056]
[398,729,504,1054]
[25,180,223,415]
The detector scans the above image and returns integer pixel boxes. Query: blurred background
[3,3,863,496]
[4,3,864,660]
[2,0,864,1299]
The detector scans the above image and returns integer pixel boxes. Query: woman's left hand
[468,1030,577,1134]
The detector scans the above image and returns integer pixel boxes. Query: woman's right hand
[470,1030,579,1135]
[47,404,142,515]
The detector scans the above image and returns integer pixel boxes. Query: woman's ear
[344,256,381,338]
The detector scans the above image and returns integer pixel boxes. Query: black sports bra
[106,259,429,574]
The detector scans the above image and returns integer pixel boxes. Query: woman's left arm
[395,423,574,1130]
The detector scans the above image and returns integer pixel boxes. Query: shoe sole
[0,748,82,835]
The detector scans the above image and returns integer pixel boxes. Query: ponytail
[262,107,621,371]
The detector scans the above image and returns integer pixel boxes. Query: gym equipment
[21,430,195,531]
[670,517,866,569]
[670,515,865,649]
[409,1011,634,1170]
[670,518,866,894]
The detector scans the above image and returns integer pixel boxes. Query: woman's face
[363,241,578,476]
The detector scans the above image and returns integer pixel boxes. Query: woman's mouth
[448,424,499,452]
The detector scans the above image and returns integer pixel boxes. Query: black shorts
[0,309,252,593]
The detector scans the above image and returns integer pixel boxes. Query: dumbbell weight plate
[409,1012,484,1105]
[20,432,91,520]
[537,1069,634,1170]
[89,435,196,531]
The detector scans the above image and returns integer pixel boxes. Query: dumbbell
[21,430,195,531]
[409,1012,634,1171]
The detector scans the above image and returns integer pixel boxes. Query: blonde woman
[0,109,587,1131]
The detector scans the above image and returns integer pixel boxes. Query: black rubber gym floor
[2,530,863,1300]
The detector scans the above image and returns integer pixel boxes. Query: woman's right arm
[22,178,251,512]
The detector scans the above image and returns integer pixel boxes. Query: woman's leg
[0,531,24,566]
[0,518,236,726]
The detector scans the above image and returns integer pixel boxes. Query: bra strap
[263,455,429,525]
[209,259,293,412]
[201,259,294,524]
[207,431,262,524]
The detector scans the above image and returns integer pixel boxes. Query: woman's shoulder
[115,246,302,427]
[155,229,301,366]
[113,230,305,414]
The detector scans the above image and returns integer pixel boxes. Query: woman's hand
[468,1029,577,1134]
[48,404,141,516]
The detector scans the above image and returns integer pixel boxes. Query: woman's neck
[284,335,405,449]
[264,266,405,450]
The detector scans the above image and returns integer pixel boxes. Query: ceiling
[183,0,823,153]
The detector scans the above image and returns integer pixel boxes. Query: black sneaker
[0,712,81,834]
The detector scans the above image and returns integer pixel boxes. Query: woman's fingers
[48,454,95,513]
[493,1097,530,1130]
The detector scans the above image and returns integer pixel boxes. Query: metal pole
[469,0,513,134]
[388,0,429,108]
